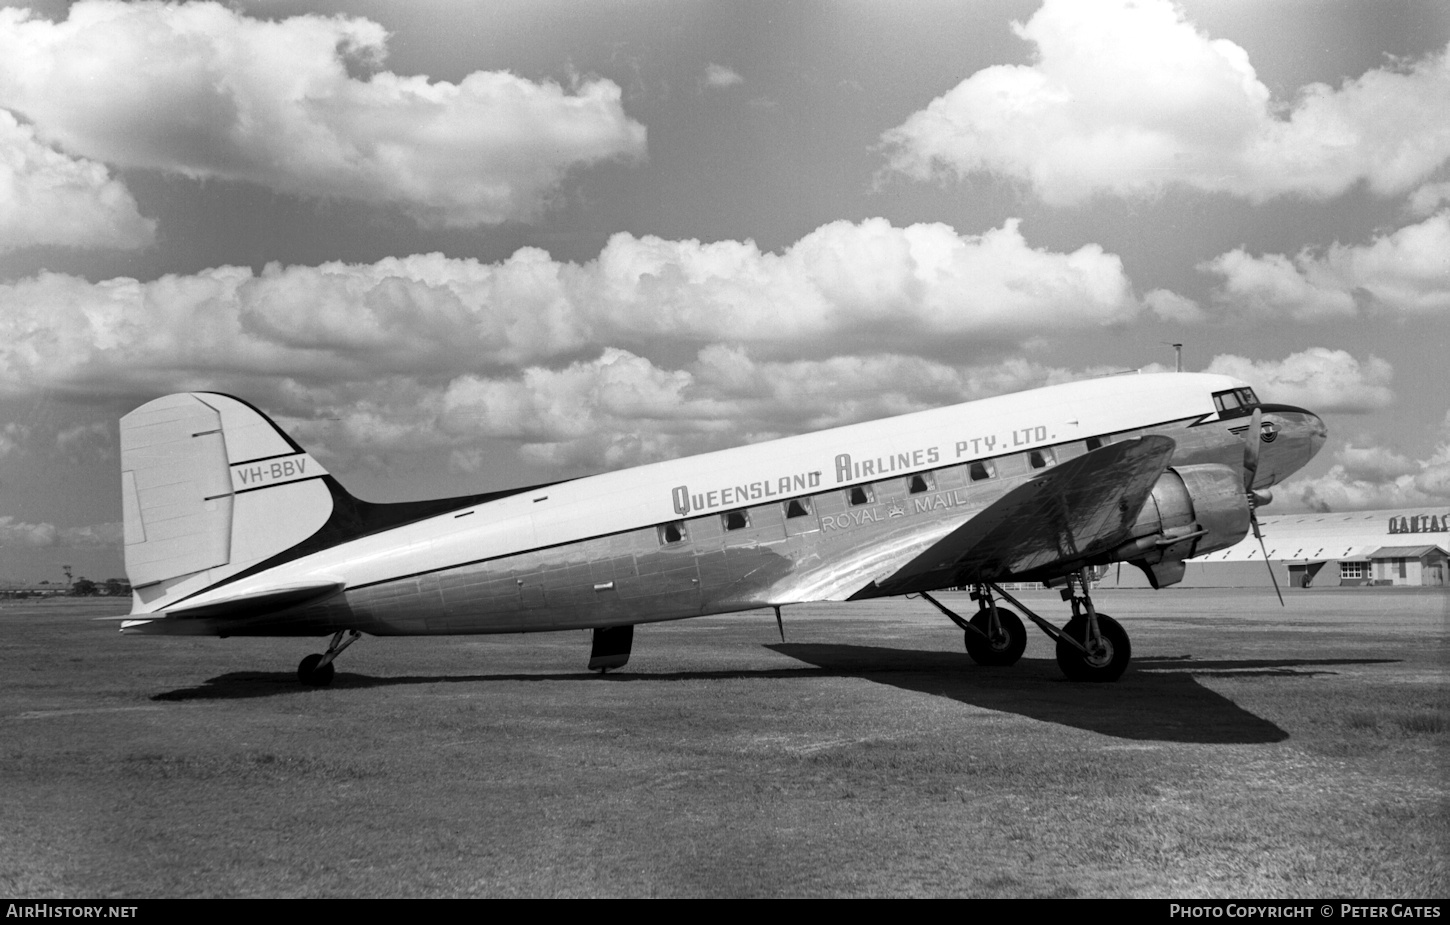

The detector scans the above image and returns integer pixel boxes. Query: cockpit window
[1213,388,1260,418]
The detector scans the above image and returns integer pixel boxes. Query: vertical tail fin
[120,393,336,613]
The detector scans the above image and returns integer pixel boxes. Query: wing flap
[861,436,1176,597]
[764,519,963,604]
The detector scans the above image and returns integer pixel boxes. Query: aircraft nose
[1304,411,1328,458]
[1273,407,1328,458]
[1259,406,1328,483]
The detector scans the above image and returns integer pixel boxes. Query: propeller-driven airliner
[112,372,1326,685]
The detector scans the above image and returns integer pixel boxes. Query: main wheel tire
[964,607,1027,666]
[1055,613,1131,682]
[297,653,335,687]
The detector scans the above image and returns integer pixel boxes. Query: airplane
[111,372,1326,685]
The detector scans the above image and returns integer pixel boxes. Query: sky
[0,0,1448,584]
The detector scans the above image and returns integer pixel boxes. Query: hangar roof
[1192,508,1449,563]
[1369,545,1448,559]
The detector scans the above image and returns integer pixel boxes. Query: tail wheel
[1055,614,1131,682]
[964,607,1027,666]
[297,653,335,687]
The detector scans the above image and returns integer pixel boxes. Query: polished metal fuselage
[163,376,1325,639]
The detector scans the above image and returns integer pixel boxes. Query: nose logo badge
[1260,421,1280,443]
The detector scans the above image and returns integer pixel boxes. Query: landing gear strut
[920,587,1027,666]
[298,629,361,687]
[993,571,1131,682]
[925,572,1132,682]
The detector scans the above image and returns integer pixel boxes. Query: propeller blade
[1244,406,1262,491]
[1251,513,1285,607]
[1241,407,1282,605]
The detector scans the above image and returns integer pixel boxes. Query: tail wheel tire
[964,607,1027,666]
[1055,614,1131,682]
[298,653,335,687]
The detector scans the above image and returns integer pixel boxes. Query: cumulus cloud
[0,516,122,548]
[1274,410,1450,512]
[0,2,646,226]
[704,64,744,89]
[1204,348,1394,413]
[881,0,1450,205]
[0,109,154,251]
[55,421,113,463]
[0,422,28,458]
[0,217,1143,405]
[5,267,1358,482]
[43,342,1099,478]
[435,348,1095,471]
[1276,440,1450,512]
[1200,249,1357,321]
[291,347,1226,476]
[1325,211,1450,314]
[1407,181,1450,218]
[1335,445,1421,483]
[587,218,1139,348]
[438,349,723,469]
[428,346,1147,473]
[1201,211,1450,319]
[1143,288,1205,324]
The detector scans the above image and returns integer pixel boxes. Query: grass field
[2,588,1446,898]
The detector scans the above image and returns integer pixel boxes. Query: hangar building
[1097,507,1449,590]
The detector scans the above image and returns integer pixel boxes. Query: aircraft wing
[852,435,1176,598]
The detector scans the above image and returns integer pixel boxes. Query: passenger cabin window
[723,510,750,531]
[784,497,812,518]
[969,460,996,481]
[908,473,933,494]
[1085,436,1104,451]
[1029,448,1055,469]
[658,521,687,545]
[848,484,874,506]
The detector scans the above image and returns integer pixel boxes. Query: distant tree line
[70,578,130,596]
[0,578,130,599]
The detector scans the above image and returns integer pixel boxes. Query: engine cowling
[1112,463,1251,589]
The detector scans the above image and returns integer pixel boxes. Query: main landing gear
[923,571,1131,682]
[297,629,361,687]
[920,588,1027,666]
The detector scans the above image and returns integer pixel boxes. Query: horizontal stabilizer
[157,581,344,620]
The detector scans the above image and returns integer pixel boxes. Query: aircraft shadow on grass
[766,644,1399,744]
[151,644,1398,745]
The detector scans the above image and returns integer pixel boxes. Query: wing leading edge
[851,436,1177,599]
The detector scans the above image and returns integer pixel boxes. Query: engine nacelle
[1112,464,1250,589]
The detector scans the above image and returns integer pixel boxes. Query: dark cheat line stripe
[230,450,308,467]
[161,413,1211,610]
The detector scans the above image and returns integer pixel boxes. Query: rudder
[120,393,335,613]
